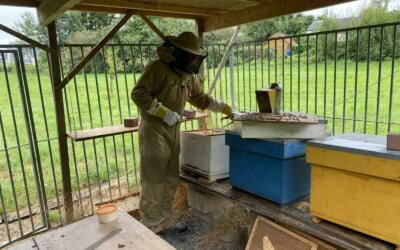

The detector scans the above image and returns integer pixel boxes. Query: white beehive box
[180,129,229,181]
[233,120,327,139]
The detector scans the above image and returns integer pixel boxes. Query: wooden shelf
[67,125,138,141]
[67,112,209,141]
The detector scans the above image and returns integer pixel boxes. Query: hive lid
[308,133,400,161]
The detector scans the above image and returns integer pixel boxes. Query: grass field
[1,51,400,226]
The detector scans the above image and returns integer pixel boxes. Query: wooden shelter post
[47,21,74,222]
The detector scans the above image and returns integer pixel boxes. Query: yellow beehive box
[306,134,400,248]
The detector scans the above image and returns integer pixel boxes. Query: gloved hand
[163,111,181,126]
[221,103,232,117]
[208,100,233,117]
[147,99,181,126]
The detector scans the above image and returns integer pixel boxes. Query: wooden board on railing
[67,112,209,141]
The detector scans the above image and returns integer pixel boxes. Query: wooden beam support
[47,21,74,222]
[203,0,355,31]
[55,10,134,91]
[138,13,165,41]
[0,23,56,54]
[80,0,221,16]
[38,0,81,25]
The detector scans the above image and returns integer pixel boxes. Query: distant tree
[242,14,314,41]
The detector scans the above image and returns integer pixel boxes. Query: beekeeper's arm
[131,62,180,126]
[188,76,232,116]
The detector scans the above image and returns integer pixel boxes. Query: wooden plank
[203,0,355,31]
[80,0,221,16]
[246,216,318,250]
[0,24,55,54]
[67,113,208,141]
[37,0,81,25]
[67,125,138,141]
[56,10,134,91]
[33,210,175,250]
[180,175,395,250]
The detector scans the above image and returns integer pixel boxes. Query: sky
[0,0,399,44]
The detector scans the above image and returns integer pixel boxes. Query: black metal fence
[1,21,400,247]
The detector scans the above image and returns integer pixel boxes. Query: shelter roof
[1,0,354,31]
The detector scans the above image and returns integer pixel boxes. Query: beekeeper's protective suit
[131,32,232,233]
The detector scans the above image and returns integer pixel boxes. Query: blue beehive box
[225,131,311,205]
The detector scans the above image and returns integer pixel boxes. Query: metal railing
[1,21,400,247]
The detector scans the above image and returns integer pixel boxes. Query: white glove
[231,111,245,120]
[163,110,181,126]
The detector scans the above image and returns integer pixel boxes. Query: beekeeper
[131,32,232,233]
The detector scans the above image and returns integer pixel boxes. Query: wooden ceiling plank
[0,0,39,7]
[79,0,221,16]
[37,0,81,25]
[203,0,355,31]
[72,5,199,19]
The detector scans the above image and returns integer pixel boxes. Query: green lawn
[1,55,400,221]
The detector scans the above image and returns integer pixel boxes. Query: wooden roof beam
[56,10,134,90]
[0,23,56,54]
[72,5,199,19]
[203,0,355,31]
[37,0,80,25]
[79,0,222,16]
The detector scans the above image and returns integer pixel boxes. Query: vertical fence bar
[248,43,252,111]
[315,34,318,115]
[121,45,131,191]
[261,41,264,88]
[333,32,338,134]
[242,43,246,111]
[282,38,285,111]
[375,26,384,135]
[323,33,328,119]
[1,52,35,230]
[236,44,240,111]
[17,48,50,227]
[111,45,123,196]
[101,48,113,199]
[343,31,349,133]
[129,45,139,187]
[274,39,277,82]
[268,39,271,86]
[297,37,301,112]
[68,46,85,215]
[388,25,397,133]
[290,37,293,112]
[364,28,372,133]
[254,41,257,105]
[0,112,11,242]
[306,35,310,113]
[353,29,360,132]
[0,56,24,237]
[79,46,94,214]
[91,47,104,202]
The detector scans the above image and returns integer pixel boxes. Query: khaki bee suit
[131,59,215,232]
